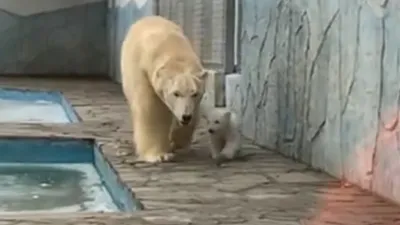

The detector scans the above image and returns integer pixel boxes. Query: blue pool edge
[93,142,143,212]
[58,91,81,123]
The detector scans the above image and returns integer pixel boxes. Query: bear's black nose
[182,114,192,123]
[208,129,214,134]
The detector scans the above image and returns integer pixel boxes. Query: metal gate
[154,0,236,106]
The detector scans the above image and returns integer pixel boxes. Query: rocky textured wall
[107,0,153,83]
[0,0,108,75]
[240,0,400,203]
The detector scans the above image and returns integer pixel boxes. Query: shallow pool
[0,163,117,214]
[0,137,140,214]
[0,99,71,123]
[0,88,79,123]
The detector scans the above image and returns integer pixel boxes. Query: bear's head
[155,68,215,126]
[205,108,231,135]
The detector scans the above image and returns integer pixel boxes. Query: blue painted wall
[107,0,153,82]
[0,1,108,75]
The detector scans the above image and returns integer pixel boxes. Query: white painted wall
[0,0,104,16]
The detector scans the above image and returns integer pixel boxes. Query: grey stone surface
[240,0,400,204]
[0,2,108,75]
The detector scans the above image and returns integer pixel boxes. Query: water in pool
[0,163,118,214]
[0,99,70,123]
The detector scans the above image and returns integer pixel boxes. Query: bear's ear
[155,67,167,79]
[223,111,231,121]
[198,69,216,80]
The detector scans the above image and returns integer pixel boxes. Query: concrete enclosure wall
[235,0,400,204]
[0,0,108,75]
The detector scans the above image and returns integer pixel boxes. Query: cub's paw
[214,154,228,167]
[220,148,239,160]
[214,150,240,166]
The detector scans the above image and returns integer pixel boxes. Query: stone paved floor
[0,76,399,225]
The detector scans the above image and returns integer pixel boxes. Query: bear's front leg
[209,136,223,160]
[133,113,174,163]
[220,135,241,160]
[132,95,175,163]
[169,117,197,154]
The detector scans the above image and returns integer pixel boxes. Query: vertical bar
[159,0,167,16]
[214,0,235,106]
[234,0,242,72]
[176,0,185,27]
[107,0,117,81]
[153,0,160,15]
[201,0,213,64]
[183,1,194,41]
[192,0,203,56]
[224,0,235,74]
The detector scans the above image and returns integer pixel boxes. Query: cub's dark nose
[208,129,214,133]
[181,114,192,124]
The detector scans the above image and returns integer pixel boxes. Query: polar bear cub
[203,106,241,161]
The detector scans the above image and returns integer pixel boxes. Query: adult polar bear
[121,16,213,163]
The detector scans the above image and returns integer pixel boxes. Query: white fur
[203,106,241,160]
[120,16,214,163]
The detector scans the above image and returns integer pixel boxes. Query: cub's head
[206,108,231,135]
[156,69,215,126]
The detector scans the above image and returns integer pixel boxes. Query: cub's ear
[198,69,216,80]
[223,111,231,121]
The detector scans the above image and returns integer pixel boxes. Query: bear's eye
[214,120,219,124]
[173,92,180,97]
[191,93,198,98]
